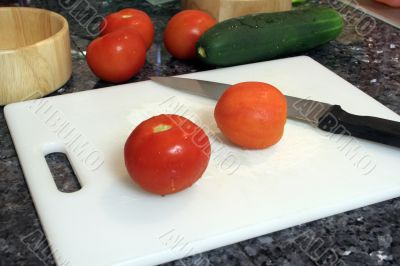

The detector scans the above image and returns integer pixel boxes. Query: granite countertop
[1,0,399,265]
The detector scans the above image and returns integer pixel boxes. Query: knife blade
[150,76,400,148]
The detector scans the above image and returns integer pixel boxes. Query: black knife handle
[318,105,400,148]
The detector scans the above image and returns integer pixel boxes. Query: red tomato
[375,0,400,7]
[86,27,146,83]
[100,8,154,50]
[124,114,211,195]
[214,82,287,149]
[164,10,216,60]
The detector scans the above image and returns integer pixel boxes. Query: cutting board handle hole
[45,152,81,193]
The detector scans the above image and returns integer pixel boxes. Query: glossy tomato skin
[376,0,400,7]
[214,82,287,149]
[86,27,146,83]
[100,8,154,49]
[124,114,211,195]
[164,10,216,60]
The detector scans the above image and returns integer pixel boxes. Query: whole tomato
[214,82,287,149]
[124,114,211,195]
[100,8,154,49]
[86,27,146,83]
[164,10,216,60]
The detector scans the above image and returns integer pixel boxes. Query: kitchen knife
[150,76,400,148]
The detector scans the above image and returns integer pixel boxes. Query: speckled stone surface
[0,0,399,265]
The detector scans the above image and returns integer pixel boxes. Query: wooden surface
[0,7,71,105]
[182,0,292,21]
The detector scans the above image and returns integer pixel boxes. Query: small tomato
[86,27,146,83]
[100,8,154,49]
[124,114,211,195]
[214,82,287,149]
[164,10,216,60]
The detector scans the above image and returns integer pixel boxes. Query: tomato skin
[164,10,216,60]
[214,82,287,149]
[375,0,400,7]
[124,114,211,195]
[86,27,146,83]
[100,8,154,49]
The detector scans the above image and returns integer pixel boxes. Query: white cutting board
[5,56,400,266]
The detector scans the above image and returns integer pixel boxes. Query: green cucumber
[196,8,344,66]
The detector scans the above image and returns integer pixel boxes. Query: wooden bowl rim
[0,7,69,54]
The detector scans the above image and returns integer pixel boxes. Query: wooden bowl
[0,7,72,105]
[182,0,292,22]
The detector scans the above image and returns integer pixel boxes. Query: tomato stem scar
[153,124,172,133]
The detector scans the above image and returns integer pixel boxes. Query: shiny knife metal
[151,76,400,148]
